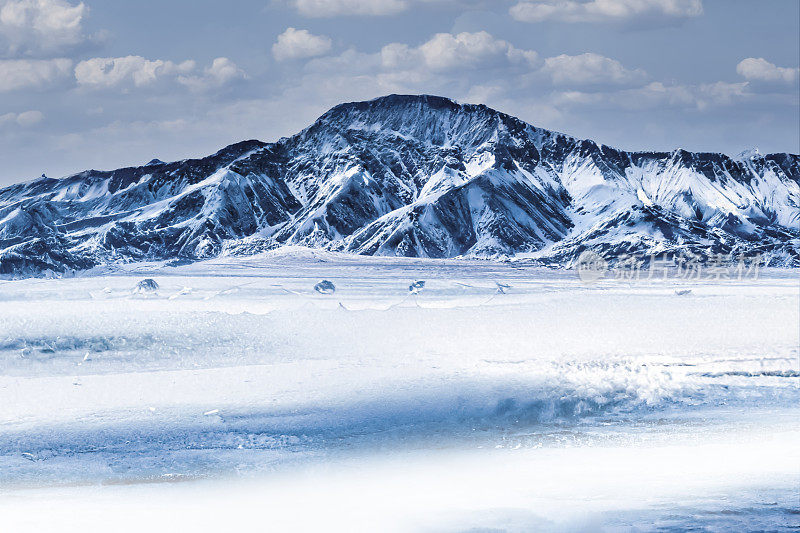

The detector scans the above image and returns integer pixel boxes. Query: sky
[0,0,798,186]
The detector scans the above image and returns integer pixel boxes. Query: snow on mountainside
[1,94,798,277]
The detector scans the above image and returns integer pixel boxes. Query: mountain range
[1,94,798,277]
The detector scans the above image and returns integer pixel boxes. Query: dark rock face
[1,94,798,277]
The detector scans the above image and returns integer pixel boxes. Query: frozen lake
[1,249,798,531]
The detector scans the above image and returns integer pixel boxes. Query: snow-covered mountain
[1,94,798,277]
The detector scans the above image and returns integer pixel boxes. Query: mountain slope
[1,94,798,277]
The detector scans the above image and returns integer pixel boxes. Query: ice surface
[0,251,798,531]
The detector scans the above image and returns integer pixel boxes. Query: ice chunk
[314,280,336,294]
[409,280,425,294]
[134,279,160,293]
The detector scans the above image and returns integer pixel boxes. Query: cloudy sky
[0,0,798,186]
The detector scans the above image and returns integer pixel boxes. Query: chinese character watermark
[575,250,608,283]
[575,251,765,284]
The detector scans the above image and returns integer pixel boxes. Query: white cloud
[510,0,703,24]
[736,58,798,83]
[272,27,332,61]
[551,80,750,112]
[380,31,538,71]
[542,53,645,85]
[75,56,246,91]
[286,0,479,18]
[289,0,408,17]
[74,55,196,89]
[205,57,245,84]
[0,57,71,91]
[696,81,749,108]
[613,81,700,110]
[0,109,43,126]
[0,0,86,55]
[178,57,247,90]
[14,108,43,125]
[630,81,695,107]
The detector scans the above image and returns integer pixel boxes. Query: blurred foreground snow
[0,250,798,531]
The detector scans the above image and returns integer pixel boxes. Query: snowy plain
[0,248,798,532]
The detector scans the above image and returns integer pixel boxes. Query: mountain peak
[297,94,546,154]
[735,148,761,161]
[329,94,462,114]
